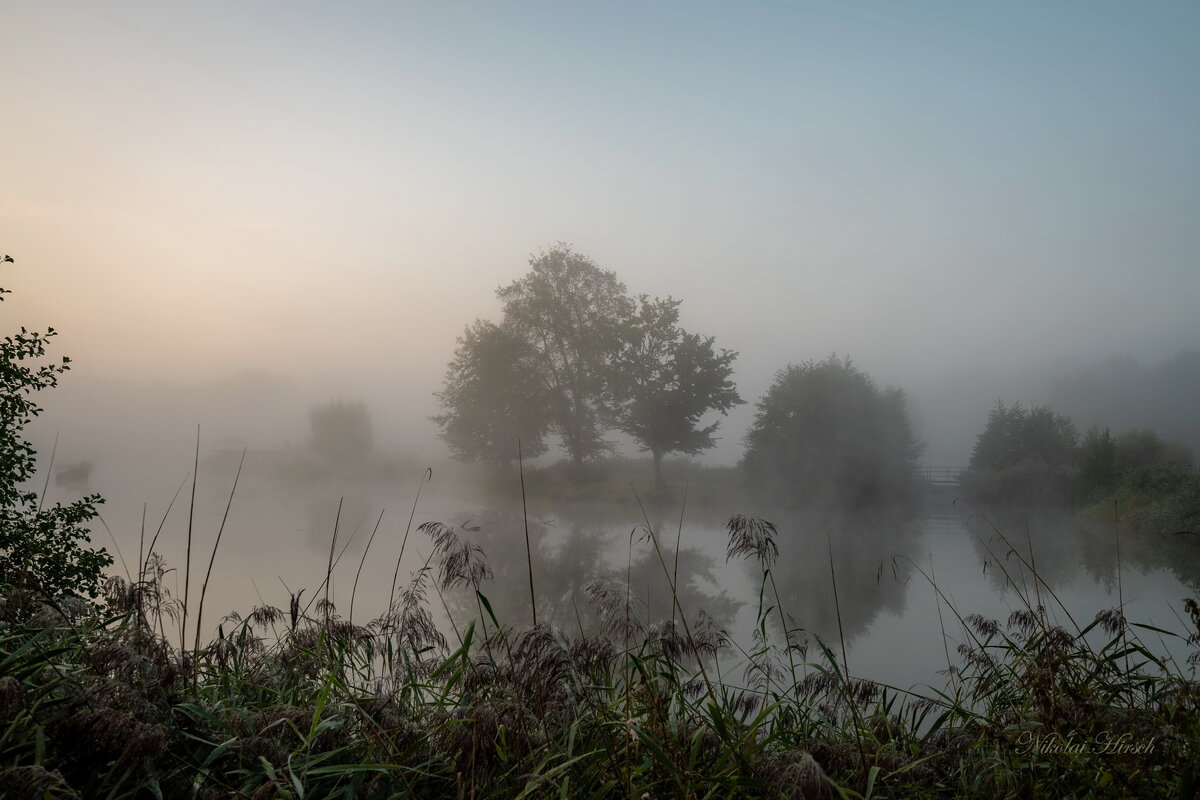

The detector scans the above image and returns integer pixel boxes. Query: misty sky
[3,1,1198,465]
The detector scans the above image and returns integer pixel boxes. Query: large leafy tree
[610,296,742,488]
[742,355,922,509]
[495,244,632,466]
[432,320,551,465]
[0,254,111,608]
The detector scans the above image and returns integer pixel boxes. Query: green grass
[1,512,1198,799]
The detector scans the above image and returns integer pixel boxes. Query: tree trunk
[652,449,664,491]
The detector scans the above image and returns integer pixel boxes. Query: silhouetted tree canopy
[610,295,742,488]
[741,355,922,509]
[434,245,741,475]
[965,402,1079,506]
[432,320,551,465]
[497,244,632,466]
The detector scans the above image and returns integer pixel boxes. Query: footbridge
[920,466,966,489]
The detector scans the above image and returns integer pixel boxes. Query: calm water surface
[63,452,1200,691]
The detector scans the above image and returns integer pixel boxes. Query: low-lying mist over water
[30,377,1200,691]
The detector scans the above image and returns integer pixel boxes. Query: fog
[4,3,1199,684]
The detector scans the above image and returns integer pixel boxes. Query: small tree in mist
[609,295,742,489]
[432,320,551,465]
[0,254,110,607]
[309,400,373,466]
[741,355,922,509]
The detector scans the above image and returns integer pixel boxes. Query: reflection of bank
[754,507,924,648]
[965,509,1118,595]
[420,503,927,666]
[427,505,742,641]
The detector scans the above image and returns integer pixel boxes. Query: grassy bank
[2,513,1198,799]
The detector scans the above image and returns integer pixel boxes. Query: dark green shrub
[965,402,1079,506]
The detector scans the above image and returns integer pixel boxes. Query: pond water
[58,450,1200,692]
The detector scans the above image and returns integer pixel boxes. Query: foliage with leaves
[0,254,110,605]
[431,320,552,465]
[741,355,922,508]
[610,295,742,487]
[964,402,1080,506]
[495,244,633,466]
[436,246,743,475]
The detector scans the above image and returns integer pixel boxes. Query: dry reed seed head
[785,624,809,658]
[102,575,133,611]
[512,625,568,672]
[418,520,460,556]
[250,604,285,627]
[743,651,785,694]
[0,765,79,799]
[849,678,881,706]
[1007,608,1042,637]
[796,671,840,700]
[400,565,434,608]
[692,609,731,656]
[287,590,305,629]
[583,578,646,640]
[568,635,617,678]
[439,541,493,591]
[394,601,446,652]
[0,675,26,715]
[725,515,779,570]
[646,620,688,661]
[727,689,760,719]
[966,613,1000,639]
[760,750,836,800]
[1095,607,1127,636]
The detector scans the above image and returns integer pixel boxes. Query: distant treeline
[962,400,1199,535]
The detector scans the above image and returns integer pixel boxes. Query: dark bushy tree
[965,402,1079,506]
[741,355,922,509]
[432,320,551,465]
[0,254,110,607]
[610,296,742,488]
